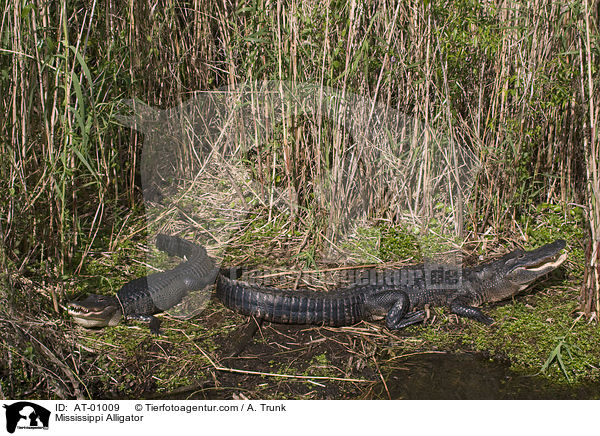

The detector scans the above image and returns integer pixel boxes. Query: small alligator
[69,235,566,332]
[68,235,217,333]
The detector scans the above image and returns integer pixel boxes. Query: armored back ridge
[215,240,566,329]
[70,237,566,332]
[68,234,217,333]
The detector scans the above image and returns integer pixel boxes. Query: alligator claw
[149,317,162,335]
[70,237,566,332]
[387,310,426,330]
[126,314,162,335]
[450,298,494,325]
[477,314,494,325]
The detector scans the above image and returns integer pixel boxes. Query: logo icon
[3,402,50,434]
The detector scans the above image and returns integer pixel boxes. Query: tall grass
[580,0,599,318]
[0,0,598,309]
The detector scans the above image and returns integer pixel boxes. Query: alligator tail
[155,234,217,291]
[118,234,218,315]
[216,274,365,326]
[156,233,207,261]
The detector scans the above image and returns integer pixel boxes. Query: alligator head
[468,239,567,303]
[68,294,123,328]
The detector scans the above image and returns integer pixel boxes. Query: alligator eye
[517,253,525,259]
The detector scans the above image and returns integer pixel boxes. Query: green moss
[223,214,300,266]
[312,352,329,365]
[341,226,382,261]
[66,200,596,399]
[376,203,595,385]
[474,291,600,383]
[397,281,599,384]
[74,314,231,396]
[343,222,460,264]
[379,225,423,262]
[304,352,338,378]
[266,359,299,378]
[343,224,432,262]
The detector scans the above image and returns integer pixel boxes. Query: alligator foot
[450,298,494,325]
[381,291,409,329]
[126,314,162,335]
[148,317,162,335]
[387,310,426,329]
[384,292,428,329]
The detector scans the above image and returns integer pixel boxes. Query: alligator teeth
[68,306,92,315]
[524,253,567,272]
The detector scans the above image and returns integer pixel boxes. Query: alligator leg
[449,298,494,325]
[387,310,426,329]
[126,314,162,334]
[382,292,426,329]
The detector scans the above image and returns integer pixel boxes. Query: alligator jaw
[68,294,123,328]
[510,240,567,290]
[471,240,567,303]
[522,252,567,273]
[516,251,567,291]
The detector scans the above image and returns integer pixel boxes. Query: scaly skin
[216,239,567,329]
[69,237,566,331]
[68,234,217,333]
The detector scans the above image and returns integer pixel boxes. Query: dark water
[376,353,600,400]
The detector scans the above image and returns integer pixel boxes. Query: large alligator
[68,235,217,333]
[216,240,567,329]
[69,235,566,332]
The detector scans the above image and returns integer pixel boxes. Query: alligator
[69,235,566,332]
[216,239,567,329]
[68,234,217,333]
